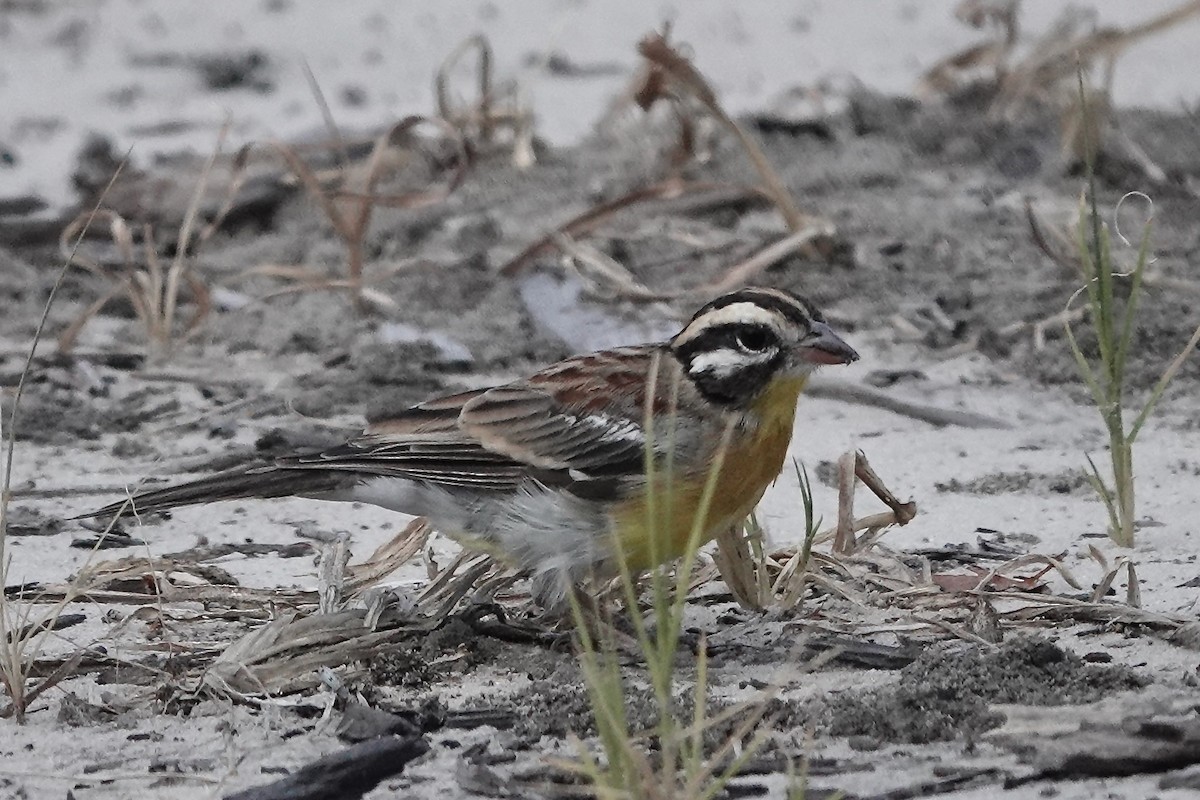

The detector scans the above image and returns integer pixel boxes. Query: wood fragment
[805,379,1011,430]
[1000,716,1200,785]
[854,450,918,527]
[223,735,428,800]
[712,525,763,611]
[833,451,858,554]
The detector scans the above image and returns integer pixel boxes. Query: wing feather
[459,348,658,474]
[279,347,661,496]
[279,389,525,491]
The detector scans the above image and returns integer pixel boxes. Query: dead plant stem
[1,154,129,721]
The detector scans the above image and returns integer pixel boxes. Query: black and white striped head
[670,287,858,406]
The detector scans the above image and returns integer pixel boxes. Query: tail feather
[89,466,352,519]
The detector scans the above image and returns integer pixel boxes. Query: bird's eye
[734,328,773,353]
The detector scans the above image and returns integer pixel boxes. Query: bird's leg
[561,583,642,655]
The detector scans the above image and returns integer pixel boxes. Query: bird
[92,286,858,609]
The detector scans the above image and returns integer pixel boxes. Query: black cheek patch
[685,352,784,407]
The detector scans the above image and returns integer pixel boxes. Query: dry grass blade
[302,59,349,168]
[56,129,246,356]
[1025,198,1081,277]
[160,122,230,346]
[328,116,470,208]
[915,612,1001,648]
[2,649,89,720]
[56,284,124,353]
[2,156,129,722]
[417,551,508,620]
[274,116,469,309]
[698,226,834,296]
[636,32,830,245]
[436,34,494,144]
[1090,552,1136,604]
[1125,560,1141,608]
[56,210,125,279]
[56,210,129,351]
[975,553,1083,595]
[49,554,317,609]
[992,591,1186,630]
[233,263,402,310]
[203,610,422,699]
[273,142,369,308]
[712,525,763,611]
[345,518,432,596]
[500,180,757,277]
[553,233,677,301]
[196,143,255,242]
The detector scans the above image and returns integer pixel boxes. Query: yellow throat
[614,375,808,571]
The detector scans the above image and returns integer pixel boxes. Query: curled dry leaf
[931,565,1048,594]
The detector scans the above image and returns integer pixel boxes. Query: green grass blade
[1113,221,1153,385]
[1063,301,1108,410]
[1130,321,1200,442]
[1084,453,1121,536]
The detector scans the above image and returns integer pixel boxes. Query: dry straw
[501,29,836,299]
[58,127,246,357]
[2,158,130,721]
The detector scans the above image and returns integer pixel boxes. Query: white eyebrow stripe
[675,303,788,344]
[688,346,773,378]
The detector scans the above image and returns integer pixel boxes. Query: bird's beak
[798,321,859,365]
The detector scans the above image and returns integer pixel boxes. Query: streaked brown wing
[364,389,488,436]
[459,347,657,477]
[288,435,528,490]
[280,347,664,494]
[279,389,527,491]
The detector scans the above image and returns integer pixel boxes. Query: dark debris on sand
[811,636,1149,744]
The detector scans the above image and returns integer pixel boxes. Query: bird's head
[669,286,858,407]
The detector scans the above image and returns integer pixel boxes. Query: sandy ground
[4,2,1200,799]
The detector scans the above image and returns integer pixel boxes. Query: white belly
[346,477,612,608]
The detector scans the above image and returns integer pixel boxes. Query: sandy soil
[4,2,1200,799]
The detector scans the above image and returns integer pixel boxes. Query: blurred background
[3,0,1199,210]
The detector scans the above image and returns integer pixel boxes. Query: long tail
[89,465,352,519]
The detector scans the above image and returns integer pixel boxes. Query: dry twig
[436,34,536,167]
[58,130,246,356]
[635,32,821,237]
[273,116,469,310]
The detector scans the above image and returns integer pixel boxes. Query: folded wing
[286,349,659,494]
